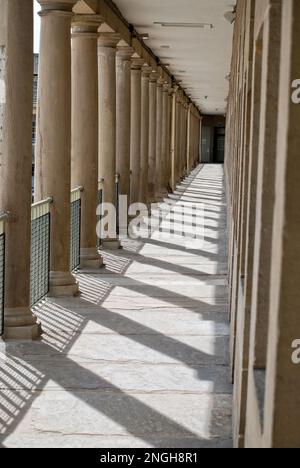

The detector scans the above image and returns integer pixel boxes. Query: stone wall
[226,0,300,448]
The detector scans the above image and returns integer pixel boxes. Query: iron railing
[116,173,120,236]
[70,187,83,271]
[30,198,52,307]
[0,214,8,336]
[97,179,104,248]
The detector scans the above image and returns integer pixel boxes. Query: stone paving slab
[1,392,232,446]
[0,360,232,394]
[27,308,230,336]
[3,334,230,366]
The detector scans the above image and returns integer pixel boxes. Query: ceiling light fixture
[137,33,150,40]
[154,22,213,29]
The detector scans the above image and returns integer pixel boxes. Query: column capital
[162,82,170,93]
[117,46,134,61]
[98,32,121,48]
[72,15,103,37]
[131,58,146,70]
[157,77,165,88]
[142,65,152,78]
[149,71,159,83]
[38,0,76,14]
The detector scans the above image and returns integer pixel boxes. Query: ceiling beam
[74,0,202,114]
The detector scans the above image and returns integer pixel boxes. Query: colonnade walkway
[0,164,232,448]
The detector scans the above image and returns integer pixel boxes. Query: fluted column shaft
[155,78,164,198]
[199,116,203,163]
[161,83,169,194]
[165,87,173,191]
[181,102,187,178]
[180,102,186,178]
[0,0,41,339]
[170,87,177,191]
[130,58,144,204]
[116,47,134,209]
[186,104,192,174]
[183,103,188,176]
[148,72,158,202]
[71,15,103,268]
[98,32,121,249]
[140,65,152,204]
[35,0,78,297]
[175,93,181,184]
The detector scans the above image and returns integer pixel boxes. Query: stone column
[161,82,170,195]
[181,101,187,178]
[165,87,173,191]
[175,92,181,185]
[130,58,144,204]
[140,65,152,205]
[35,0,78,297]
[191,110,195,168]
[116,46,134,228]
[71,15,103,268]
[98,32,121,250]
[182,101,188,177]
[155,76,164,199]
[0,0,41,339]
[148,71,158,202]
[194,112,198,167]
[170,86,178,191]
[199,115,203,163]
[196,114,200,166]
[186,104,192,174]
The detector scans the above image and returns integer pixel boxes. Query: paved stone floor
[0,164,232,448]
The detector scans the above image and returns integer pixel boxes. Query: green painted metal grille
[70,191,82,271]
[97,181,104,248]
[116,174,120,237]
[0,231,5,336]
[30,213,50,306]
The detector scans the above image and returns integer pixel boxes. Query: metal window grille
[30,199,52,307]
[70,188,82,271]
[97,180,104,248]
[0,216,6,336]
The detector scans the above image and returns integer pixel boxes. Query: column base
[3,307,42,341]
[80,248,103,269]
[101,239,122,250]
[155,192,165,201]
[147,197,158,205]
[48,271,79,298]
[119,225,129,240]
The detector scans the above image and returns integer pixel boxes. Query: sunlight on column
[34,1,40,54]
